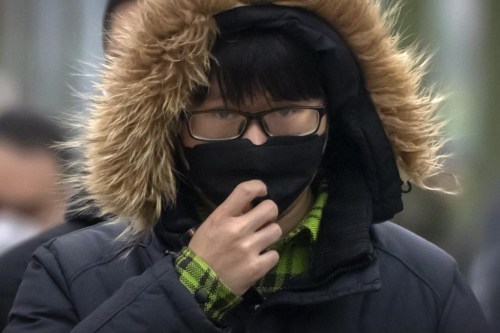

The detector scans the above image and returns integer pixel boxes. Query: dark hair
[0,109,68,165]
[192,29,324,107]
[102,0,134,52]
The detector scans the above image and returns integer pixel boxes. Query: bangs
[192,29,324,107]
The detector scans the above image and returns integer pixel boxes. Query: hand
[188,180,282,296]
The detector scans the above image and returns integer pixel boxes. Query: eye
[212,111,236,119]
[276,108,295,117]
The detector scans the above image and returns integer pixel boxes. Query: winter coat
[0,210,103,330]
[4,0,490,332]
[5,220,489,332]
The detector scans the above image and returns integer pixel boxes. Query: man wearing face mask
[5,0,490,332]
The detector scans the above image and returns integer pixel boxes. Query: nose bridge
[242,117,268,145]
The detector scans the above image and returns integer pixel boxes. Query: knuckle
[226,221,243,238]
[207,211,222,224]
[265,200,279,217]
[267,250,280,265]
[236,180,267,197]
[269,223,283,238]
[238,239,252,253]
[206,212,230,230]
[252,179,266,189]
[235,182,254,197]
[257,200,278,219]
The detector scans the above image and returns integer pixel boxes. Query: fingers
[243,199,279,232]
[241,249,280,287]
[250,222,282,250]
[189,180,282,295]
[255,250,280,276]
[218,180,268,216]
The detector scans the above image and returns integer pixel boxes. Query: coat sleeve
[438,267,492,333]
[4,245,228,333]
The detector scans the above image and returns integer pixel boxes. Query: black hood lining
[156,4,403,281]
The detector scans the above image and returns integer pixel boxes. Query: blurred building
[0,0,107,117]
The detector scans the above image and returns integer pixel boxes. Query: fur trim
[72,0,446,237]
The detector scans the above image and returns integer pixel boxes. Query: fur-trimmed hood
[76,0,444,238]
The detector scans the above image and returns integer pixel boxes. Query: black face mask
[182,134,327,215]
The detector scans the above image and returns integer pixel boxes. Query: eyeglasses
[184,105,326,141]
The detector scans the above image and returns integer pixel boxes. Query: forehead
[197,79,324,111]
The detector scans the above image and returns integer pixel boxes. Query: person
[0,1,137,330]
[0,109,71,328]
[0,109,68,254]
[5,0,490,332]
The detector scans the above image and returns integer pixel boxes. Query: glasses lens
[188,111,246,140]
[263,108,321,136]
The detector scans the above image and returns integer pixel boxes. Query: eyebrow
[193,100,325,112]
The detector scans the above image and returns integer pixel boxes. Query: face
[180,81,328,232]
[0,142,67,229]
[180,81,327,148]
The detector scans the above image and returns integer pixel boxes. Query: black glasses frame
[184,105,327,142]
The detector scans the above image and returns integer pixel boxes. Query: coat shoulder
[34,222,129,283]
[371,222,457,302]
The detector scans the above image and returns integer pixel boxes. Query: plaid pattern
[175,247,242,322]
[255,189,326,294]
[174,188,327,322]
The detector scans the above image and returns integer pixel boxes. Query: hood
[76,0,445,239]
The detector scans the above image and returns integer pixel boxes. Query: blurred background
[0,0,498,298]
